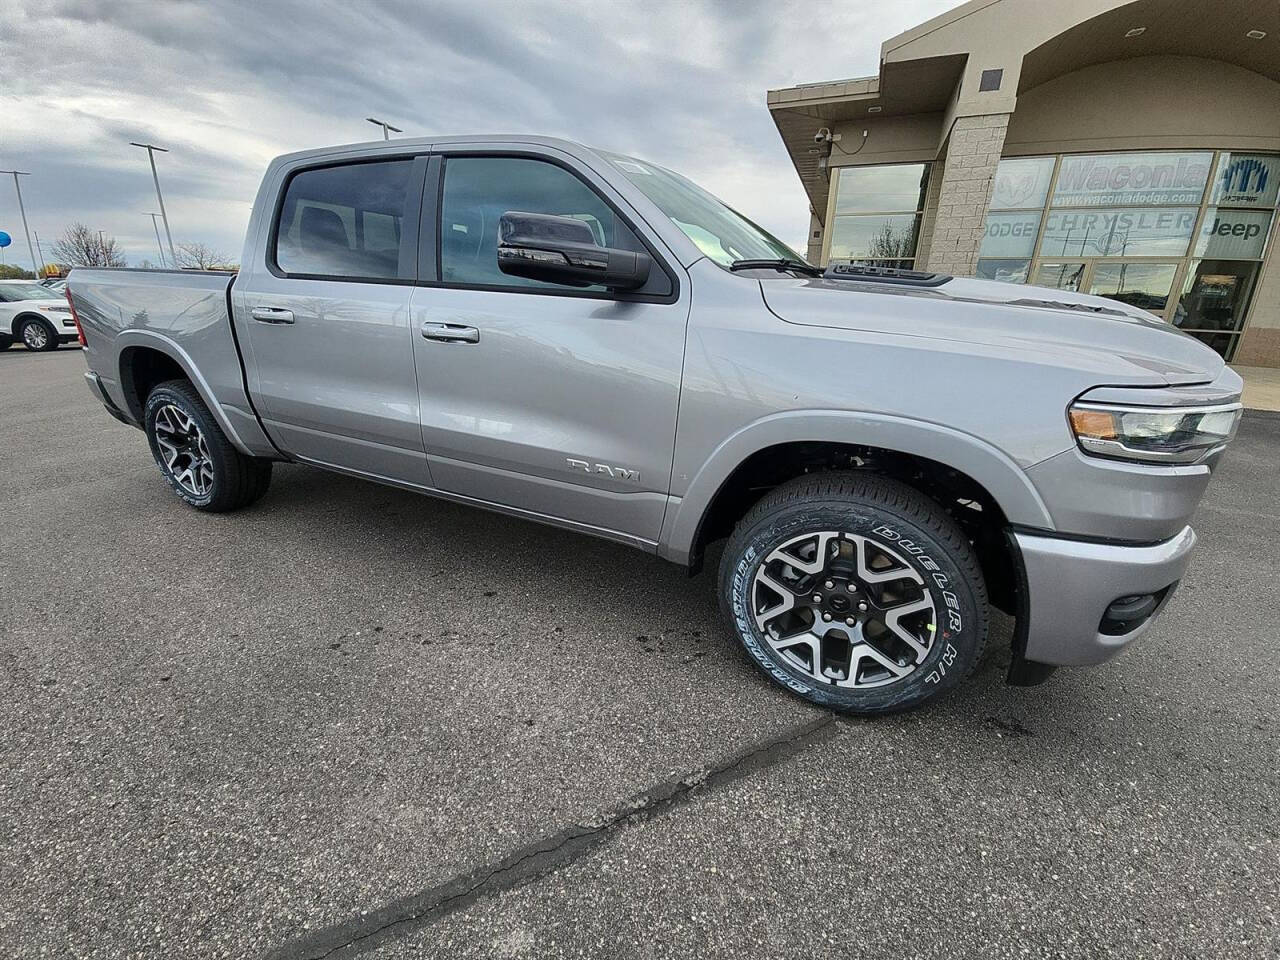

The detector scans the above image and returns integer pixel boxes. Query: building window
[976,156,1053,284]
[975,150,1278,361]
[826,163,930,268]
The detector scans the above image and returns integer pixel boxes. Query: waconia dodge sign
[1053,151,1213,207]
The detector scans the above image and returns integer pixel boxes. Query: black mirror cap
[497,211,652,291]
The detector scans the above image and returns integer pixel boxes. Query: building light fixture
[1124,26,1146,37]
[1246,30,1267,40]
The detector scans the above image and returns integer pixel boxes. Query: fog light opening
[1099,586,1172,636]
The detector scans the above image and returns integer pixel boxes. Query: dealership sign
[1053,152,1212,207]
[1040,208,1199,257]
[1214,154,1279,208]
[1198,209,1273,259]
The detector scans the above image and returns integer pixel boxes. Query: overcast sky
[2,0,954,267]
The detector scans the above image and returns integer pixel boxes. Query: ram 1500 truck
[68,136,1243,713]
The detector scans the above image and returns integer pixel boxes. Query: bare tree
[174,242,233,271]
[868,220,916,262]
[50,223,127,268]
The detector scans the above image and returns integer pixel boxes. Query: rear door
[408,148,689,546]
[234,155,431,484]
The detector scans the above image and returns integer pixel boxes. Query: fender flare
[658,409,1057,565]
[115,329,259,455]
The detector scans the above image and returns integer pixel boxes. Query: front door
[410,151,689,545]
[235,155,431,485]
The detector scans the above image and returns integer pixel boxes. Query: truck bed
[68,268,274,457]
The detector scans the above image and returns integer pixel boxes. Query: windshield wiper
[728,258,823,277]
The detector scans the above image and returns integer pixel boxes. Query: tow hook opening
[1099,586,1172,636]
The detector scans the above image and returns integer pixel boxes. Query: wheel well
[119,347,188,422]
[11,312,52,336]
[690,441,1018,614]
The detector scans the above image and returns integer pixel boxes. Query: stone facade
[919,113,1010,276]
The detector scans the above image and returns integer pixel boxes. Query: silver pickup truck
[68,136,1242,713]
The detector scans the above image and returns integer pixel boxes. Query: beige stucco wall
[828,113,946,170]
[1003,56,1280,157]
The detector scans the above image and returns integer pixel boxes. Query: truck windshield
[600,151,804,269]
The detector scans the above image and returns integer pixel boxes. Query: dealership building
[767,0,1280,366]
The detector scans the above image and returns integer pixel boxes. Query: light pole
[145,213,167,266]
[0,170,40,278]
[366,117,402,140]
[129,142,177,264]
[33,230,46,276]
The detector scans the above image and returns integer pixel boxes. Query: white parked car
[0,280,79,351]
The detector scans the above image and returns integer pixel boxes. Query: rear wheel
[19,318,58,352]
[720,472,988,714]
[144,380,273,512]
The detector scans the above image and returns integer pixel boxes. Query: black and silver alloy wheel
[143,379,273,512]
[153,403,215,498]
[752,530,936,689]
[20,318,56,351]
[721,472,988,714]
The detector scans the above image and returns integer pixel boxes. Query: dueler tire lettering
[718,472,988,714]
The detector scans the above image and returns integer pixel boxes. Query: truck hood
[759,274,1223,387]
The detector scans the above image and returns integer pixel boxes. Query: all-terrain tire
[144,379,273,512]
[719,471,988,714]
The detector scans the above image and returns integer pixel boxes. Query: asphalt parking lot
[2,347,1277,959]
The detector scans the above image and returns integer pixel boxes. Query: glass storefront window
[1052,151,1213,207]
[990,157,1055,210]
[829,214,920,263]
[833,164,930,214]
[962,149,1276,360]
[1088,262,1178,312]
[980,211,1041,258]
[827,163,929,266]
[1174,260,1261,334]
[1040,207,1199,258]
[1196,208,1273,259]
[975,259,1030,284]
[1035,261,1086,292]
[1211,153,1280,208]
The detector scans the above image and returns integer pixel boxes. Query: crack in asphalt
[265,713,838,960]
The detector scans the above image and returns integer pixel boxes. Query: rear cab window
[274,159,417,281]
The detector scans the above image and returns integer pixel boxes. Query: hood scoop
[824,263,952,288]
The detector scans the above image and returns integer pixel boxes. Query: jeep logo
[566,458,639,482]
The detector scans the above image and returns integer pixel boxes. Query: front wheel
[720,472,988,714]
[144,379,273,512]
[19,318,58,351]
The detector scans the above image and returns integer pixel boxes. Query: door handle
[251,306,295,324]
[422,322,480,343]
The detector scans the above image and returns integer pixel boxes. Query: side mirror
[497,211,651,291]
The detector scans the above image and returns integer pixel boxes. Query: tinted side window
[439,156,645,292]
[275,160,415,280]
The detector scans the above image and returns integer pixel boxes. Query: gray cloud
[1,0,952,266]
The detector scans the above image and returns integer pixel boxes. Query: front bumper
[1013,525,1196,667]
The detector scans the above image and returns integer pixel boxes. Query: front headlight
[1068,401,1242,464]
